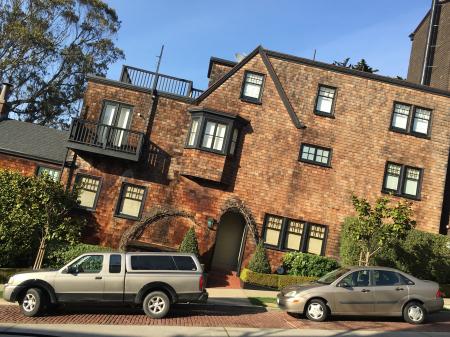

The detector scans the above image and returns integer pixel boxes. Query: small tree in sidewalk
[179,227,200,257]
[248,242,271,274]
[350,195,415,266]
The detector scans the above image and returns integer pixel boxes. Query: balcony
[67,118,144,161]
[120,66,203,99]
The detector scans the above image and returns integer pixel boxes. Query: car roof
[347,266,406,272]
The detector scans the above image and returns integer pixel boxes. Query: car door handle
[95,276,102,280]
[395,287,404,291]
[361,289,371,293]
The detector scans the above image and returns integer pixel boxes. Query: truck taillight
[199,275,204,291]
[436,290,444,298]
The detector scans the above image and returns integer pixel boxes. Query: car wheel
[143,291,170,319]
[403,301,427,324]
[20,288,45,317]
[305,299,328,322]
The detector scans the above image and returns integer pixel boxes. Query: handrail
[120,65,203,99]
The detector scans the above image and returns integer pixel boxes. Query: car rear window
[173,256,197,271]
[131,255,177,271]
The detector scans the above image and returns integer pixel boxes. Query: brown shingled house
[1,8,450,283]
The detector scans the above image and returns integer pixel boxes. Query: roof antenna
[313,49,317,61]
[152,45,164,94]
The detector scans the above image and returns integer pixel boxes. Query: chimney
[0,82,12,120]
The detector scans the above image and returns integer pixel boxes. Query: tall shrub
[248,242,271,274]
[0,169,84,268]
[179,227,199,257]
[283,252,340,277]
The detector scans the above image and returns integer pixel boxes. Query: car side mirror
[67,266,78,274]
[338,281,351,288]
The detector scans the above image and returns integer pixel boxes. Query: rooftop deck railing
[120,66,203,99]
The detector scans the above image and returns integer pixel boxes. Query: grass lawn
[248,297,278,307]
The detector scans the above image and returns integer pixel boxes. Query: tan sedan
[277,266,444,324]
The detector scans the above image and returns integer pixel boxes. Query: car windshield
[317,268,351,284]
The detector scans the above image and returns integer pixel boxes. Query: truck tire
[143,291,170,319]
[20,288,45,317]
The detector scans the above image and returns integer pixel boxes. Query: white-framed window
[202,120,228,152]
[187,118,200,146]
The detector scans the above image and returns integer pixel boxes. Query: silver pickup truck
[3,252,208,318]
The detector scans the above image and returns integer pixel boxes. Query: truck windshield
[317,268,350,284]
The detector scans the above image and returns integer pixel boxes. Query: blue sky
[105,0,431,90]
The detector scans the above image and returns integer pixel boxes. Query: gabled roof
[0,119,68,164]
[196,46,305,129]
[207,57,237,79]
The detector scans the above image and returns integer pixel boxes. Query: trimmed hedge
[283,252,340,277]
[340,219,450,283]
[46,243,113,268]
[240,268,318,290]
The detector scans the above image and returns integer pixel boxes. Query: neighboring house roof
[0,119,68,164]
[207,57,238,79]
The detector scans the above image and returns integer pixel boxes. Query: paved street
[0,304,449,334]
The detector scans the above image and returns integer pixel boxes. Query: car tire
[403,301,427,324]
[305,299,328,322]
[143,291,171,319]
[20,288,45,317]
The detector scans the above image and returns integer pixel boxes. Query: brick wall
[64,51,450,272]
[0,152,61,177]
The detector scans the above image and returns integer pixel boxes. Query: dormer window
[241,71,265,103]
[186,108,245,155]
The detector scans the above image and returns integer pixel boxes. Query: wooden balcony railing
[120,65,203,99]
[68,118,144,161]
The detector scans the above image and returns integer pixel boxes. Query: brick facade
[57,48,450,273]
[0,152,61,177]
[1,45,449,274]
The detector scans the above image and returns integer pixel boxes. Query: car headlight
[7,276,15,285]
[284,291,299,297]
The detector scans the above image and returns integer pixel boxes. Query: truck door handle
[395,287,404,291]
[95,276,102,280]
[361,289,370,293]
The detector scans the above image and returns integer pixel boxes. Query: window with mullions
[202,120,228,152]
[75,175,101,210]
[241,71,265,103]
[390,102,432,137]
[36,166,60,181]
[315,85,336,116]
[185,110,242,155]
[116,183,146,219]
[263,214,328,255]
[382,162,423,199]
[300,144,332,167]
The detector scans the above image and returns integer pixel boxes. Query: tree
[248,242,271,274]
[333,58,378,73]
[349,195,415,266]
[0,0,124,128]
[0,169,85,268]
[179,227,200,257]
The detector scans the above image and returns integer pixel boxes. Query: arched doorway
[211,212,246,272]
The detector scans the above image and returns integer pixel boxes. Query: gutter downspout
[421,0,439,85]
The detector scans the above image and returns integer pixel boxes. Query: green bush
[283,252,340,277]
[248,242,271,274]
[339,217,361,266]
[240,268,317,290]
[179,227,199,257]
[340,221,450,283]
[45,243,113,269]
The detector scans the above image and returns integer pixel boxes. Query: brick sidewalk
[0,305,449,332]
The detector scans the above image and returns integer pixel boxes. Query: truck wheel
[20,288,45,317]
[143,291,170,319]
[403,301,427,324]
